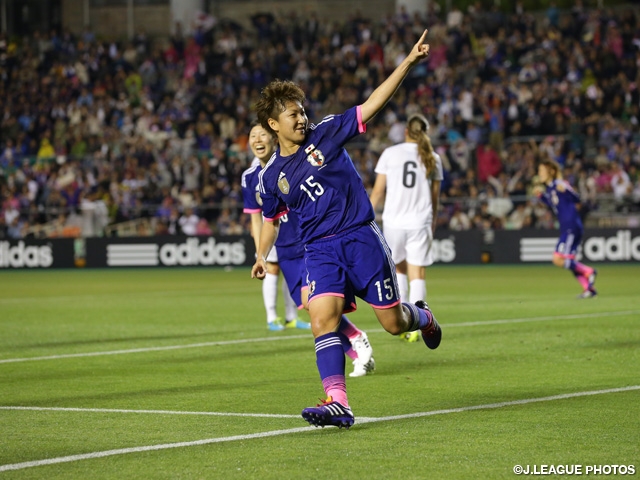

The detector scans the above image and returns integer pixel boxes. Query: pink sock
[338,315,361,341]
[576,275,589,290]
[573,262,593,277]
[322,375,348,407]
[344,348,357,360]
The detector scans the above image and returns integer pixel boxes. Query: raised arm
[359,29,430,125]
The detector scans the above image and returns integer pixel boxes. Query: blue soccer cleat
[415,300,442,350]
[268,318,285,331]
[301,397,354,429]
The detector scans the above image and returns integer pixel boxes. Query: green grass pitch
[0,265,638,479]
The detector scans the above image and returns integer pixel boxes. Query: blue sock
[315,332,347,405]
[337,331,351,355]
[403,302,432,331]
[315,332,346,378]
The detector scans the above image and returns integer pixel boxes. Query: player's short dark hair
[255,80,306,136]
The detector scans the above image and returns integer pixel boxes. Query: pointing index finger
[417,29,428,45]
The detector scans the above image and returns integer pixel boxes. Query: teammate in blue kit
[251,30,441,429]
[242,122,311,331]
[242,122,375,376]
[534,158,597,298]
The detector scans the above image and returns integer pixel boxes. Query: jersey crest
[304,143,325,167]
[278,172,290,194]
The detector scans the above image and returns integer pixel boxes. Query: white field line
[445,309,640,328]
[0,335,310,364]
[0,406,299,419]
[1,310,639,365]
[0,385,638,473]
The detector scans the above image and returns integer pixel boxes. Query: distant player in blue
[242,123,375,377]
[534,158,597,298]
[251,30,441,429]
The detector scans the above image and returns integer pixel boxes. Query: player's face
[249,125,276,163]
[538,164,551,184]
[269,101,308,146]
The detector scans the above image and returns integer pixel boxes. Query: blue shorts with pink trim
[305,221,400,313]
[555,228,583,259]
[278,251,307,309]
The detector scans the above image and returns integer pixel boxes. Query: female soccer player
[251,30,441,429]
[242,122,375,376]
[242,122,310,331]
[534,158,597,298]
[370,114,443,342]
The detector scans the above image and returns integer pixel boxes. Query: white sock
[409,279,426,304]
[396,273,408,303]
[282,278,298,321]
[263,272,279,323]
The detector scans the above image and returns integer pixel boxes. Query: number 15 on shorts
[375,278,394,301]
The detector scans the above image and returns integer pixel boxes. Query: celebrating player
[242,122,375,376]
[534,158,597,298]
[252,30,441,429]
[370,113,443,342]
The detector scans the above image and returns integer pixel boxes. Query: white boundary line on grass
[0,385,638,472]
[1,310,638,365]
[0,405,300,418]
[0,335,310,364]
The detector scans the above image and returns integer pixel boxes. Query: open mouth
[254,144,266,154]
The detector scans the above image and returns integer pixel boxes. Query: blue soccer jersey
[241,162,304,254]
[540,179,583,232]
[258,106,374,245]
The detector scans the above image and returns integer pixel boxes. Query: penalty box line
[0,385,638,472]
[1,310,639,365]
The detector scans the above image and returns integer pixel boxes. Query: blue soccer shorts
[277,250,306,309]
[305,222,400,313]
[555,228,583,259]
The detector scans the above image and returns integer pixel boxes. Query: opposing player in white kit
[370,114,443,341]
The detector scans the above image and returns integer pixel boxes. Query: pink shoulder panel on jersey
[356,105,367,134]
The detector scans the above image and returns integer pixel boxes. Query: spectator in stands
[178,205,199,235]
[449,206,471,231]
[610,162,633,211]
[1,3,639,238]
[477,144,502,184]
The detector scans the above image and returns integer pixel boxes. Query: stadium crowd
[1,1,640,239]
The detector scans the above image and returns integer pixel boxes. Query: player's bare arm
[369,173,387,211]
[431,179,441,234]
[249,213,264,253]
[359,29,430,124]
[251,218,280,279]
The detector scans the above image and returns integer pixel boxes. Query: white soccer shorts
[383,225,434,267]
